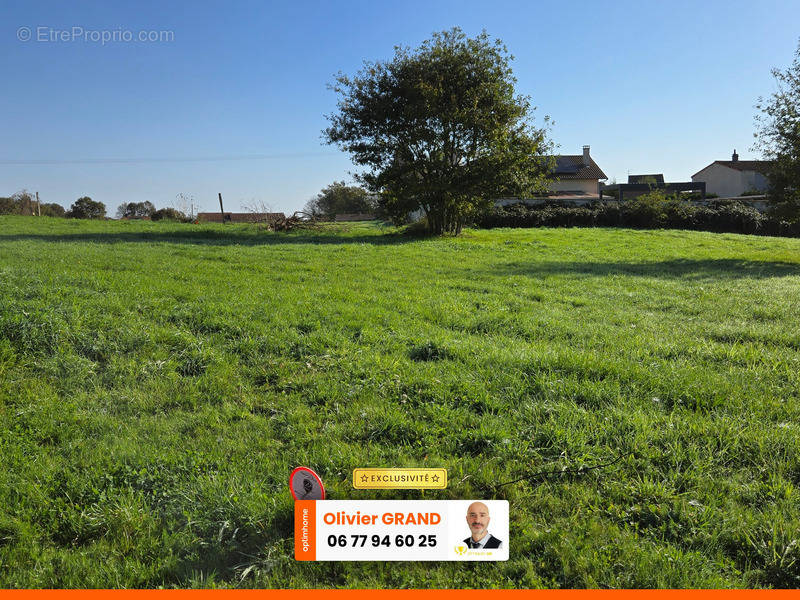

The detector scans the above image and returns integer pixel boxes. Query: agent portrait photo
[463,501,503,549]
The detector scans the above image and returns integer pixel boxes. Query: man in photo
[463,501,503,549]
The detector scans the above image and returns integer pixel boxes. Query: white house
[494,145,608,207]
[691,150,771,198]
[548,145,608,196]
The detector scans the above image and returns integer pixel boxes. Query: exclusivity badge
[353,468,447,489]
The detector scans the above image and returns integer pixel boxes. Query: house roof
[692,160,772,178]
[551,155,608,180]
[628,174,664,184]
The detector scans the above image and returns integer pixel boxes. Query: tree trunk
[428,204,444,235]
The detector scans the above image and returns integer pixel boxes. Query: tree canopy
[0,191,65,217]
[67,197,106,219]
[754,38,800,215]
[303,181,375,218]
[0,191,34,215]
[116,201,156,219]
[324,28,553,234]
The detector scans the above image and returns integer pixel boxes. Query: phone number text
[327,534,437,548]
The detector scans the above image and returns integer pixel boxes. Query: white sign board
[295,500,508,561]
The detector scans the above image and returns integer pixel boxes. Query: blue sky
[2,0,799,214]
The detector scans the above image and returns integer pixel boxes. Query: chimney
[582,145,591,165]
[732,149,738,162]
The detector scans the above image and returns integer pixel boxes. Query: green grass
[1,215,799,588]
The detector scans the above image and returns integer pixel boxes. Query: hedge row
[475,197,800,238]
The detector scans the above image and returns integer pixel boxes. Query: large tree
[324,28,553,235]
[303,181,375,218]
[66,197,106,219]
[116,201,156,219]
[754,39,800,214]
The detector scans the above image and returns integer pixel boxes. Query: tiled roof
[550,155,608,180]
[692,160,772,178]
[713,160,771,173]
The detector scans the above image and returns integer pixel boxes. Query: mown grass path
[0,216,798,587]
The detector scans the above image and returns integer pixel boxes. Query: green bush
[475,193,800,238]
[39,203,66,218]
[0,191,35,215]
[679,192,718,201]
[151,208,188,222]
[622,191,682,228]
[0,194,66,217]
[765,195,800,222]
[0,197,20,215]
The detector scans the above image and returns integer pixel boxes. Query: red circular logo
[289,466,326,500]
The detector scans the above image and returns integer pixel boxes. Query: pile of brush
[261,211,318,231]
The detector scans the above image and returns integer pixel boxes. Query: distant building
[495,145,608,207]
[197,212,285,223]
[692,150,772,197]
[611,173,704,201]
[627,174,664,185]
[548,145,608,196]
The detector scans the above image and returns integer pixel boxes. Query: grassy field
[0,215,799,588]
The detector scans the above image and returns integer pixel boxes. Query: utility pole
[218,192,226,222]
[35,192,41,216]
